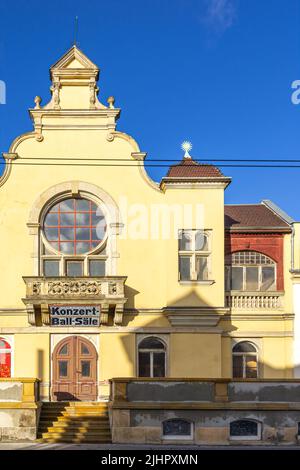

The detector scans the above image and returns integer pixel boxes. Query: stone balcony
[22,276,127,326]
[225,291,284,310]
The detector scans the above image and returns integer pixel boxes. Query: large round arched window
[43,197,106,255]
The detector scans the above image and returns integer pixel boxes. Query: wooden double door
[52,336,97,401]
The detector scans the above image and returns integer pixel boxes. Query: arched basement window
[138,337,166,377]
[162,419,193,440]
[0,338,11,378]
[225,251,276,291]
[230,420,261,440]
[232,341,258,378]
[41,197,107,276]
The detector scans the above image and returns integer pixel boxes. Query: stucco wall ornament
[109,283,117,295]
[35,133,44,142]
[50,80,61,110]
[48,280,102,296]
[106,132,115,142]
[32,282,41,295]
[89,81,96,108]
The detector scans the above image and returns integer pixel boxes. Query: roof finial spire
[74,16,79,47]
[181,141,192,159]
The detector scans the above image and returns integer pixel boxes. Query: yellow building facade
[0,46,297,407]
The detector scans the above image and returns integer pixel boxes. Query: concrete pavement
[0,442,299,450]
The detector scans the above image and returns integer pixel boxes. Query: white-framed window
[162,419,193,440]
[230,419,261,440]
[178,230,211,282]
[225,251,276,291]
[41,196,108,277]
[138,337,166,378]
[232,341,258,378]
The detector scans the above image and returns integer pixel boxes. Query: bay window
[226,251,276,291]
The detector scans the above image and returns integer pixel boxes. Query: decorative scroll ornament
[32,282,41,295]
[48,280,102,296]
[35,133,44,142]
[106,132,115,142]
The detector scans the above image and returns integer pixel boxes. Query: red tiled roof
[165,158,225,178]
[225,204,291,231]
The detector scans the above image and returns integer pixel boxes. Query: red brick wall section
[225,233,284,291]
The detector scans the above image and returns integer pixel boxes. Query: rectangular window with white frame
[41,246,107,277]
[178,230,211,282]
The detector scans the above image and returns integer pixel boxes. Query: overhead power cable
[4,156,300,163]
[0,161,300,169]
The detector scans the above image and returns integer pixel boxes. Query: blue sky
[0,0,300,218]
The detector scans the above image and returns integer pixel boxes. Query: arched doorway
[52,336,97,401]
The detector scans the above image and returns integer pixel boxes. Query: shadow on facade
[124,285,140,309]
[33,287,293,404]
[117,286,293,380]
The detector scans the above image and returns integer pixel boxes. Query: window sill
[229,436,261,441]
[179,280,215,286]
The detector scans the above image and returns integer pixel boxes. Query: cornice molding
[226,227,291,234]
[222,313,294,321]
[160,178,231,191]
[164,306,228,327]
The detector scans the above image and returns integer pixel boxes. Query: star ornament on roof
[181,141,192,159]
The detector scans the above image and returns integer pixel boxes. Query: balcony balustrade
[225,291,284,310]
[22,276,127,326]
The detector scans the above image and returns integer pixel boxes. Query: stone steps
[37,401,111,443]
[40,411,109,418]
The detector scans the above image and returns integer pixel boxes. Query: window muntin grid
[232,341,258,378]
[41,197,108,277]
[178,230,211,282]
[228,251,274,266]
[43,198,106,255]
[230,420,261,440]
[162,419,193,439]
[138,337,166,378]
[225,251,276,291]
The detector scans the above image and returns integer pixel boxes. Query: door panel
[52,336,97,401]
[76,337,97,400]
